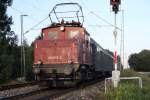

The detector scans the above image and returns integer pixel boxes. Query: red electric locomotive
[32,3,113,86]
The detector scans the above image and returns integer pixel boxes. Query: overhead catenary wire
[90,11,122,31]
[21,0,46,12]
[75,0,113,28]
[24,16,49,34]
[74,0,101,37]
[9,6,49,35]
[71,0,122,34]
[28,28,43,30]
[88,25,112,27]
[9,6,37,22]
[77,0,94,27]
[10,6,23,14]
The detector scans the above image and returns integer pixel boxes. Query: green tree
[128,50,150,71]
[0,0,18,84]
[23,40,34,81]
[24,34,43,81]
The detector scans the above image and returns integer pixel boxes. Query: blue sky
[7,0,150,67]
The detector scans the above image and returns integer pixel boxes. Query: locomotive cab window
[67,30,80,39]
[48,31,58,40]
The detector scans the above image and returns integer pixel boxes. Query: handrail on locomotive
[49,3,84,26]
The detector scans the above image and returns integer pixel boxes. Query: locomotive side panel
[94,51,113,71]
[90,38,113,72]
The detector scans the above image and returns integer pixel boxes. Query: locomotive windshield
[48,31,58,40]
[67,30,80,39]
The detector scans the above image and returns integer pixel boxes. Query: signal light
[112,5,119,14]
[110,0,121,14]
[110,0,121,5]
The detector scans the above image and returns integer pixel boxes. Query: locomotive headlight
[60,26,65,31]
[38,60,42,65]
[33,66,40,74]
[64,66,72,75]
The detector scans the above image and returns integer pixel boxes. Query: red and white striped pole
[112,13,120,88]
[114,49,117,70]
[113,14,118,70]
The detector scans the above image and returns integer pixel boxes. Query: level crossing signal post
[110,0,121,87]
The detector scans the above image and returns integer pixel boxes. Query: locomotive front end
[33,25,84,81]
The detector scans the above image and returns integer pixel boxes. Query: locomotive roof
[42,21,83,30]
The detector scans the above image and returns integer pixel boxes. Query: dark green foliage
[128,50,150,71]
[0,0,44,84]
[0,0,19,84]
[11,46,21,79]
[25,42,34,81]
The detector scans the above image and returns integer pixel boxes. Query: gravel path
[54,81,106,100]
[0,85,40,99]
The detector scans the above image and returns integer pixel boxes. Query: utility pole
[110,0,121,87]
[122,10,124,69]
[21,14,28,80]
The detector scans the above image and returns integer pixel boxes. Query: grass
[105,83,150,100]
[105,69,150,100]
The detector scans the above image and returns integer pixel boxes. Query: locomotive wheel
[78,66,88,81]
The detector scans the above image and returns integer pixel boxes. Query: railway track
[22,78,105,100]
[0,81,46,100]
[0,81,41,91]
[0,81,73,100]
[0,78,106,100]
[22,87,75,100]
[0,86,48,100]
